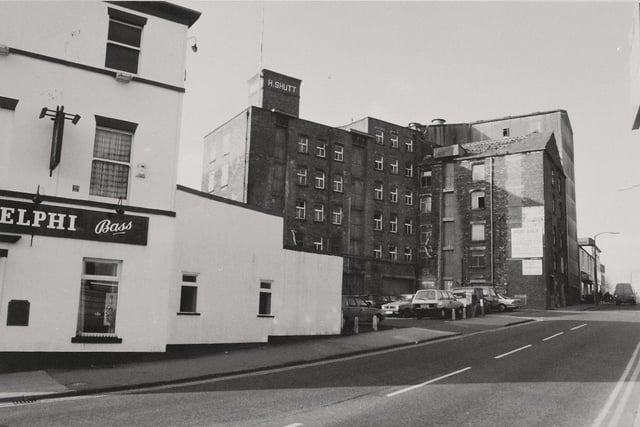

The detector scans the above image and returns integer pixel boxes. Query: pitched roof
[461,131,555,157]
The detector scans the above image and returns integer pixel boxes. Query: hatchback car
[496,293,521,312]
[412,289,464,319]
[342,296,385,327]
[381,294,414,317]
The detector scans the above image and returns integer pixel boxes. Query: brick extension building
[203,69,571,308]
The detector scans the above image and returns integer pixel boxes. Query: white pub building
[0,1,342,353]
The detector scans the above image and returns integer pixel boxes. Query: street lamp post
[593,232,620,305]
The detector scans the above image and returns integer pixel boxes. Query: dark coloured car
[342,296,385,327]
[360,295,395,308]
[614,283,636,305]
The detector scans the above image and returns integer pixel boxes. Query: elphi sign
[0,198,148,245]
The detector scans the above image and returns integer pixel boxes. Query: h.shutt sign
[0,198,148,245]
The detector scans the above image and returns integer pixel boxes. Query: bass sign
[0,198,148,245]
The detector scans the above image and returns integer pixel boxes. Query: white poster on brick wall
[522,259,543,275]
[511,228,543,258]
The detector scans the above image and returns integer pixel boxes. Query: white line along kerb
[386,367,472,397]
[494,345,532,360]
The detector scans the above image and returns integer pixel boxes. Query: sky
[175,1,640,288]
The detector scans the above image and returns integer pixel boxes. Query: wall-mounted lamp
[0,45,10,56]
[32,185,42,205]
[187,36,198,53]
[115,71,133,83]
[115,197,125,215]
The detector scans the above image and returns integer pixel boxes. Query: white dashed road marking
[386,367,472,397]
[542,332,564,341]
[494,345,532,360]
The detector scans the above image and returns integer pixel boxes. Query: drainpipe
[437,165,444,289]
[242,109,251,203]
[490,157,494,287]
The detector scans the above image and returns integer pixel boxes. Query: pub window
[471,191,486,209]
[6,300,30,326]
[179,273,198,314]
[105,8,146,74]
[76,259,121,338]
[90,125,134,199]
[258,281,272,316]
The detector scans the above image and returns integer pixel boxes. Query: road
[2,306,640,427]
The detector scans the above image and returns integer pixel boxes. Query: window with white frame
[471,250,485,267]
[105,8,145,74]
[405,162,413,177]
[389,245,397,261]
[76,259,121,337]
[295,200,306,219]
[471,223,485,241]
[207,170,215,193]
[334,144,344,161]
[316,143,326,158]
[332,206,343,225]
[258,281,272,316]
[298,135,309,153]
[502,128,510,137]
[404,219,413,235]
[297,166,308,185]
[374,183,383,200]
[373,243,382,259]
[420,225,429,244]
[179,273,198,313]
[471,191,486,209]
[333,174,343,192]
[314,204,325,222]
[375,129,384,144]
[390,159,399,175]
[315,170,326,189]
[404,247,413,261]
[390,132,399,148]
[390,186,398,203]
[472,162,485,182]
[405,190,413,206]
[375,154,384,171]
[374,212,383,230]
[390,214,398,233]
[420,195,432,213]
[405,138,414,152]
[421,170,432,187]
[90,125,134,199]
[313,237,324,251]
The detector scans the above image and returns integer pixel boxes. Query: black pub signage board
[0,199,148,245]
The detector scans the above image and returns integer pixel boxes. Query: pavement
[0,305,597,404]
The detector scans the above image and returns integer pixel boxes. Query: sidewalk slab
[0,370,69,400]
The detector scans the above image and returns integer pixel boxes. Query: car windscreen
[414,290,437,300]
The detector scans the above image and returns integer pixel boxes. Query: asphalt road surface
[2,306,640,427]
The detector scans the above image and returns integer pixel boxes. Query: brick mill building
[203,69,573,308]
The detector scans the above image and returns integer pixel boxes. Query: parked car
[451,288,478,308]
[411,289,464,319]
[381,294,414,317]
[342,296,385,327]
[452,286,499,311]
[359,295,394,308]
[496,293,521,312]
[614,283,636,305]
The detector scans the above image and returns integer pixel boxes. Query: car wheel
[498,304,506,312]
[401,308,412,318]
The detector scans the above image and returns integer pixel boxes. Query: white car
[497,294,521,312]
[381,294,414,317]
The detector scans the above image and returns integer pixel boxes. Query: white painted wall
[170,188,343,345]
